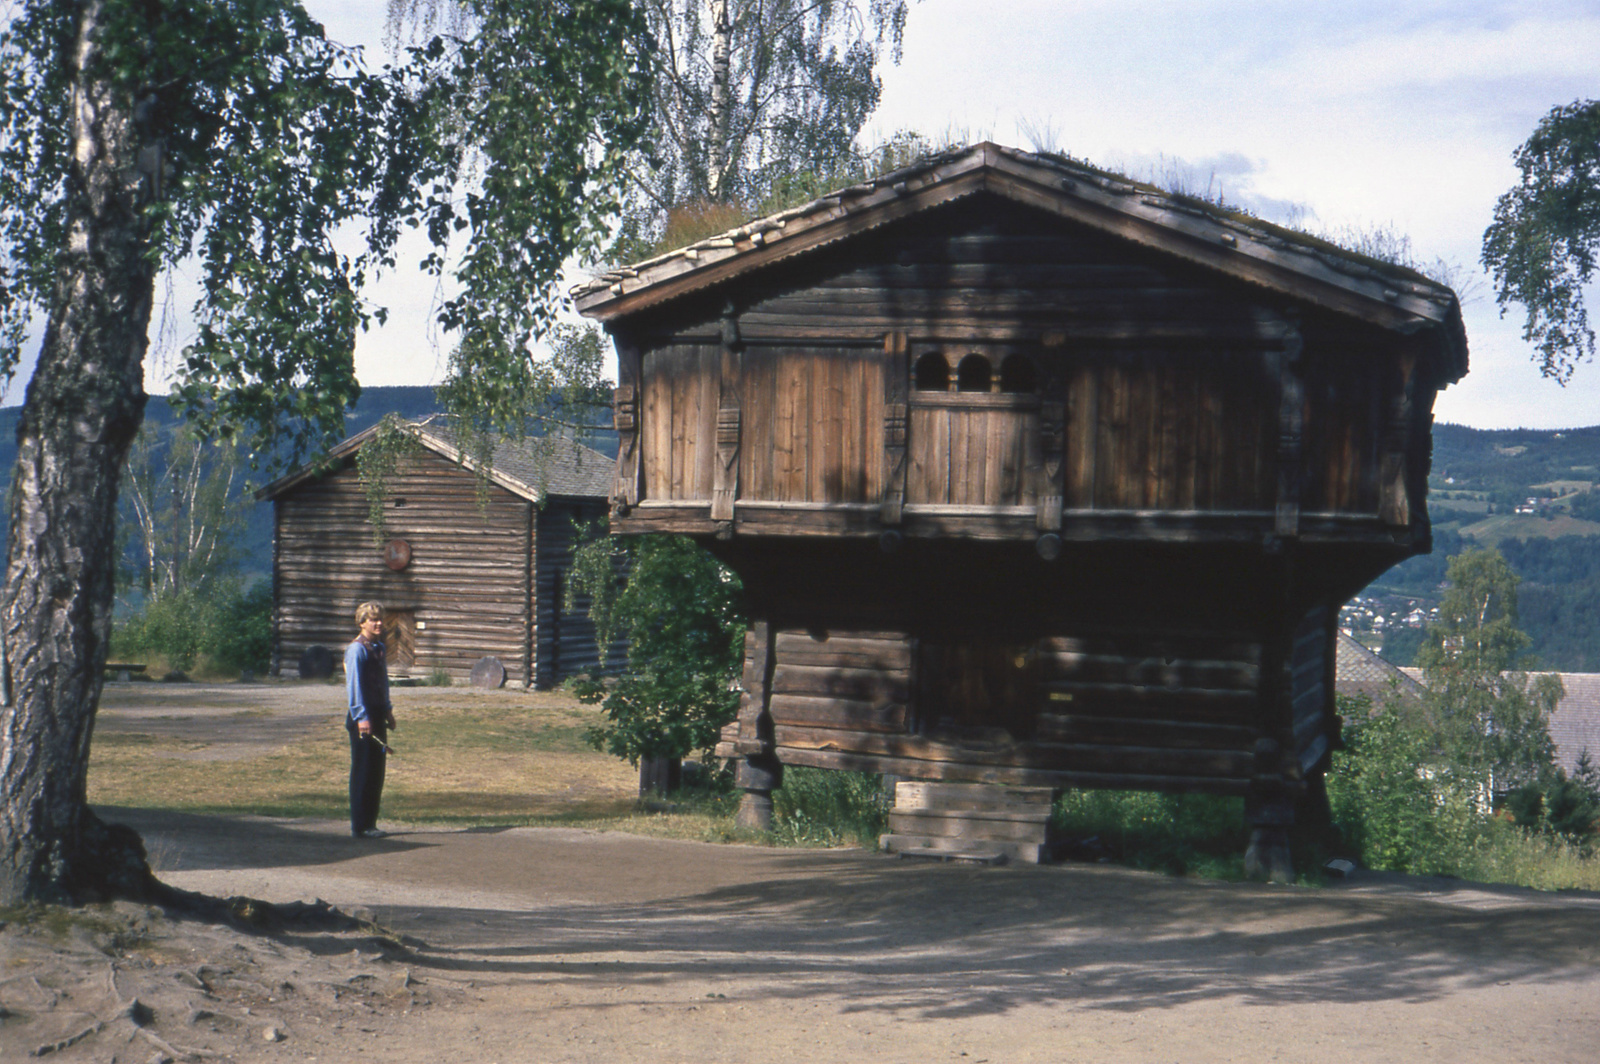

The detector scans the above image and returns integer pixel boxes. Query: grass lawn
[89,684,751,843]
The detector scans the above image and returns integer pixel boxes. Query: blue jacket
[345,637,391,723]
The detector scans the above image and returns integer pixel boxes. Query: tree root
[30,1016,102,1056]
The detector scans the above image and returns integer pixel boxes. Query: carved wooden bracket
[613,379,640,510]
[1273,325,1305,539]
[881,333,909,525]
[1379,351,1416,527]
[1037,399,1065,531]
[712,405,741,521]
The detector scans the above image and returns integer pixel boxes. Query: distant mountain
[1371,422,1600,671]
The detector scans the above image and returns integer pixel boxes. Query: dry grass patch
[90,685,641,825]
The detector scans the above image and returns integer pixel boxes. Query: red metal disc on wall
[384,538,412,571]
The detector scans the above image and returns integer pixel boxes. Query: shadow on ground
[113,806,1600,1023]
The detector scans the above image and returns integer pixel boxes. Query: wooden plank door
[385,610,417,673]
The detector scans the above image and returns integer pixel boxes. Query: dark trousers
[347,719,388,834]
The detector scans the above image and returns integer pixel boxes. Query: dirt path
[6,682,1600,1061]
[10,807,1593,1063]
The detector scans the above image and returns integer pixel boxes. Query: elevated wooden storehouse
[575,144,1468,873]
[258,419,618,687]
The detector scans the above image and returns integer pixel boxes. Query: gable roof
[1547,673,1600,776]
[1334,631,1426,705]
[573,142,1467,383]
[255,417,614,503]
[1397,665,1600,778]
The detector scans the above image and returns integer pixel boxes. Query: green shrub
[209,581,273,674]
[770,766,888,847]
[1326,700,1486,875]
[1052,789,1248,878]
[424,666,453,687]
[114,580,272,675]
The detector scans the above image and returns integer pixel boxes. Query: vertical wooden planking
[1068,364,1098,508]
[837,354,857,500]
[771,352,797,501]
[863,353,884,501]
[641,350,667,501]
[668,348,690,499]
[1173,366,1198,511]
[696,345,719,499]
[792,351,813,501]
[986,407,1005,505]
[750,351,775,501]
[1157,362,1180,510]
[1094,366,1116,508]
[950,409,976,504]
[815,352,841,501]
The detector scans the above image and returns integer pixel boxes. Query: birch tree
[0,0,650,904]
[615,0,910,252]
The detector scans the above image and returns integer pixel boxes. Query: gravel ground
[5,682,1600,1062]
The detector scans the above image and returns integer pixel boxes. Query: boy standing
[346,601,396,838]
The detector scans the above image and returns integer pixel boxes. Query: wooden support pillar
[1247,542,1298,884]
[736,755,782,830]
[1244,737,1294,883]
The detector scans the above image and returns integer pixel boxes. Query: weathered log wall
[717,624,1268,793]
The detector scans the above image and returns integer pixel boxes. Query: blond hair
[354,601,384,627]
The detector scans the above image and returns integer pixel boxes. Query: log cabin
[258,418,619,688]
[574,143,1469,876]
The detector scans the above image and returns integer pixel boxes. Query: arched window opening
[999,354,1038,393]
[956,354,992,392]
[914,352,951,391]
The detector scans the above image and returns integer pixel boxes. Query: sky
[9,0,1599,429]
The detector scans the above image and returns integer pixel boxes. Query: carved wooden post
[881,332,909,526]
[1274,324,1305,540]
[1248,544,1298,885]
[733,621,780,830]
[1244,736,1294,884]
[712,306,742,525]
[1380,351,1417,528]
[1038,399,1065,532]
[612,335,643,514]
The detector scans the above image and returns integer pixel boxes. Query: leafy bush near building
[113,580,272,676]
[770,767,889,847]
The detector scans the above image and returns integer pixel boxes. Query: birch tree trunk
[0,0,159,904]
[704,0,734,199]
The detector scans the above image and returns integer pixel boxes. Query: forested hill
[1369,421,1600,670]
[0,386,449,581]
